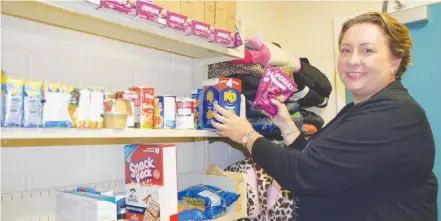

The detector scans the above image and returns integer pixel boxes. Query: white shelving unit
[0,1,247,220]
[1,0,244,64]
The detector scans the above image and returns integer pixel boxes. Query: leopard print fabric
[208,62,293,79]
[225,158,298,221]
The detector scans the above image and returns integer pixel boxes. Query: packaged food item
[1,74,24,127]
[42,82,74,128]
[23,80,43,128]
[175,97,194,129]
[75,89,91,128]
[153,96,176,129]
[129,87,154,129]
[117,90,140,128]
[100,0,137,16]
[125,184,161,221]
[178,207,209,221]
[178,184,234,219]
[124,144,164,186]
[253,66,297,117]
[88,89,104,128]
[136,0,167,26]
[69,88,80,127]
[191,89,202,129]
[166,11,192,34]
[202,78,242,129]
[104,113,128,129]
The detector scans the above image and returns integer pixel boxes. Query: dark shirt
[252,80,438,221]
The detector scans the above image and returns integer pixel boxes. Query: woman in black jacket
[211,12,437,221]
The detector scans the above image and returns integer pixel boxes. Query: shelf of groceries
[0,0,244,63]
[54,146,247,221]
[0,71,247,145]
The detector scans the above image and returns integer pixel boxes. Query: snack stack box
[201,77,242,129]
[124,144,178,221]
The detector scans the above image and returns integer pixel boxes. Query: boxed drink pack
[201,78,242,129]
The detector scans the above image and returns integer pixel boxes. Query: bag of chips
[254,66,297,117]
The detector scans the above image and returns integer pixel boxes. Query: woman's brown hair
[338,12,413,79]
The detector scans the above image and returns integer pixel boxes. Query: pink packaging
[213,29,234,46]
[191,20,214,40]
[253,66,297,117]
[166,12,192,34]
[100,0,137,16]
[136,0,167,26]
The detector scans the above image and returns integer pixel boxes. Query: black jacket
[252,80,438,221]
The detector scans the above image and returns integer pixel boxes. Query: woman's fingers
[214,105,233,118]
[211,120,228,131]
[213,111,228,123]
[271,99,283,108]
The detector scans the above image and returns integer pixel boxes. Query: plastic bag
[253,66,297,117]
[203,184,240,207]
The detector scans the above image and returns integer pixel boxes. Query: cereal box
[125,144,164,186]
[202,78,242,129]
[153,96,176,129]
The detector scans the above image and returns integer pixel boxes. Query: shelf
[0,128,220,147]
[0,0,244,63]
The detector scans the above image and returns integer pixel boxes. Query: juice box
[153,96,176,129]
[129,87,154,129]
[201,78,242,129]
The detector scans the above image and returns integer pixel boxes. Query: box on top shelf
[204,1,216,26]
[100,0,138,16]
[226,1,237,33]
[124,144,178,221]
[202,77,242,129]
[136,0,168,26]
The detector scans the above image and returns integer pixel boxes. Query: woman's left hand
[211,104,255,144]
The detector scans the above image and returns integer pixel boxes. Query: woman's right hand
[265,99,298,134]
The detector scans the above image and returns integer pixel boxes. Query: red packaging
[124,144,165,186]
[253,66,297,117]
[129,87,154,129]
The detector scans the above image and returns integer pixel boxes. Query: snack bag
[23,80,43,128]
[1,74,24,127]
[253,66,297,117]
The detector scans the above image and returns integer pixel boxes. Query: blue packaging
[1,74,24,127]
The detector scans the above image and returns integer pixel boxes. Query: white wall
[0,14,245,220]
[282,1,383,124]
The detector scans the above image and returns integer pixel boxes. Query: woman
[211,12,437,221]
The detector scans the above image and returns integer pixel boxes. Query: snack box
[191,20,214,41]
[213,29,235,47]
[201,78,242,129]
[136,0,167,26]
[125,144,165,186]
[129,87,154,129]
[100,0,138,16]
[166,11,192,35]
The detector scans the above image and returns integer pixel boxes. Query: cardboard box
[214,1,227,30]
[181,0,205,22]
[204,1,215,26]
[153,0,180,13]
[226,0,237,32]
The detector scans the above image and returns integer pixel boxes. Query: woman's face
[338,23,401,101]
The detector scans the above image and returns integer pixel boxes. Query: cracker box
[125,144,164,186]
[213,29,235,47]
[100,0,137,16]
[136,0,167,26]
[202,78,242,129]
[166,12,192,35]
